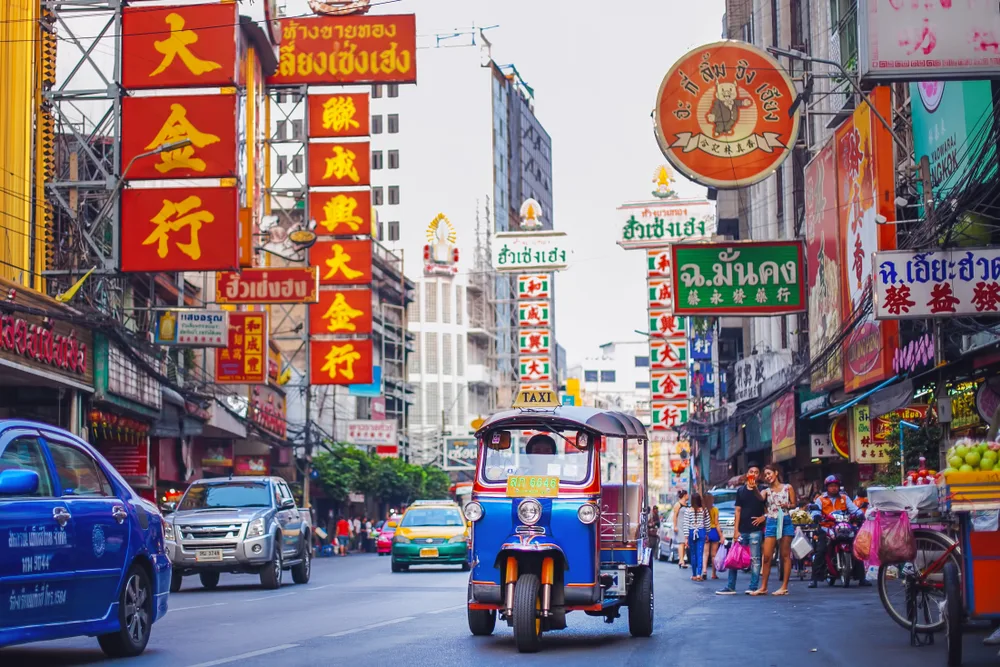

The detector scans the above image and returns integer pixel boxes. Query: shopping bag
[791,528,813,560]
[853,517,876,563]
[877,510,917,564]
[714,542,729,573]
[724,540,751,570]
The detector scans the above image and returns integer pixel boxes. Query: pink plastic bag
[714,542,729,573]
[853,517,876,564]
[724,540,751,570]
[878,511,917,564]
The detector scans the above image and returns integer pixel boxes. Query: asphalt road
[6,553,999,666]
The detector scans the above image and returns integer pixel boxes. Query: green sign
[670,241,806,316]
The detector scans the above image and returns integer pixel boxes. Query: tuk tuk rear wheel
[513,572,542,653]
[468,605,496,636]
[628,565,654,637]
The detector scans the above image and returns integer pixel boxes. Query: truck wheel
[292,543,312,584]
[628,565,654,637]
[259,541,283,590]
[512,572,542,653]
[170,571,183,593]
[199,572,220,590]
[97,564,153,658]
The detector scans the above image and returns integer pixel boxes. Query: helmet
[824,474,841,486]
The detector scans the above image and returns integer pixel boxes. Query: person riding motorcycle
[808,475,868,588]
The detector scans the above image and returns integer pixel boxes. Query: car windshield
[179,482,271,510]
[482,429,592,485]
[400,508,464,527]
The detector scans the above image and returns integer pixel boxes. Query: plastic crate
[938,471,1000,512]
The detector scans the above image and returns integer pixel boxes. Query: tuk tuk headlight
[577,503,598,525]
[517,499,542,526]
[464,502,483,522]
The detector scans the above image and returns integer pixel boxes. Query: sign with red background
[248,384,287,439]
[121,186,238,272]
[308,93,371,138]
[311,239,373,286]
[216,312,269,384]
[310,289,373,335]
[122,3,239,90]
[216,268,319,304]
[310,190,373,237]
[234,455,271,476]
[310,338,373,385]
[308,141,371,187]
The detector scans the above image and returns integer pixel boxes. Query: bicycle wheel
[878,528,962,634]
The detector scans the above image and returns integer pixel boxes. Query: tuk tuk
[464,389,653,653]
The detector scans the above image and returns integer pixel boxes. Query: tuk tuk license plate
[419,547,439,558]
[506,475,559,498]
[196,549,223,563]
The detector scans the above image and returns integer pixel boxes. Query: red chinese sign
[121,94,237,180]
[310,289,372,335]
[97,440,150,479]
[122,3,239,90]
[654,41,801,189]
[121,186,239,272]
[216,268,319,304]
[310,338,374,385]
[310,190,373,236]
[308,141,371,187]
[870,405,929,445]
[267,15,417,85]
[248,384,287,439]
[216,312,269,384]
[308,93,371,138]
[311,239,373,286]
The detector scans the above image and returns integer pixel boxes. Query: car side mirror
[280,498,296,510]
[0,469,39,496]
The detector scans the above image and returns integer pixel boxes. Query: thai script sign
[444,437,477,470]
[858,0,1000,81]
[216,268,319,304]
[268,15,417,85]
[874,247,1000,318]
[804,136,844,390]
[771,392,797,463]
[249,384,287,439]
[670,241,806,315]
[653,41,800,189]
[310,339,374,385]
[492,231,569,272]
[154,310,228,347]
[347,419,398,446]
[617,199,716,249]
[0,313,91,383]
[870,405,929,445]
[216,312,269,384]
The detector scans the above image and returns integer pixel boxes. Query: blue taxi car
[0,420,170,657]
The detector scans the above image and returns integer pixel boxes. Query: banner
[617,199,716,249]
[874,248,1000,318]
[216,312,269,384]
[216,268,319,304]
[154,310,228,347]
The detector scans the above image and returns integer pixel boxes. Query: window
[291,154,303,174]
[291,119,304,140]
[584,370,598,382]
[47,442,113,497]
[277,155,288,175]
[635,381,651,390]
[425,333,438,373]
[179,482,270,510]
[372,151,384,170]
[831,0,859,70]
[387,114,399,133]
[387,84,399,98]
[635,356,650,368]
[408,332,421,373]
[371,115,383,134]
[443,334,452,374]
[372,186,384,206]
[372,84,383,98]
[442,283,451,323]
[424,281,437,322]
[388,220,400,241]
[457,335,465,375]
[0,437,54,496]
[275,120,287,141]
[425,383,439,419]
[600,370,616,383]
[376,221,384,240]
[388,150,399,169]
[388,186,400,205]
[456,287,464,325]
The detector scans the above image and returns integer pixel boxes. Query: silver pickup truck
[164,476,312,591]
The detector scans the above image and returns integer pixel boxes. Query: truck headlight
[517,499,542,526]
[247,518,266,538]
[577,504,598,524]
[163,521,175,541]
[464,502,483,522]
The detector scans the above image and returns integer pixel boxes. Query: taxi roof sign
[512,388,560,409]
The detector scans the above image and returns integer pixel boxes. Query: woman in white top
[750,463,796,596]
[684,493,711,581]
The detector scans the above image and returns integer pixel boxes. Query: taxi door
[0,428,77,630]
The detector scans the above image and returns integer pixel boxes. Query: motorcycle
[813,510,862,587]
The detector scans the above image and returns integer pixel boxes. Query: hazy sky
[288,0,727,364]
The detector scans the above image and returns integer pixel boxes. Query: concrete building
[576,340,652,425]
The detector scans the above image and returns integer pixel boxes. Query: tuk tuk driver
[524,434,558,475]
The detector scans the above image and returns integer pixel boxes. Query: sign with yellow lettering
[512,389,560,409]
[310,239,373,286]
[506,475,559,498]
[216,312,269,385]
[308,141,371,187]
[309,289,372,335]
[310,339,374,385]
[309,190,372,236]
[308,93,370,138]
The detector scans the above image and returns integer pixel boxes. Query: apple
[981,459,996,472]
[949,455,965,469]
[955,446,970,460]
[960,464,975,472]
[982,451,998,465]
[966,451,982,468]
[943,467,959,475]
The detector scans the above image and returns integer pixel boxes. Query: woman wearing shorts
[703,492,722,580]
[336,515,351,556]
[750,464,796,596]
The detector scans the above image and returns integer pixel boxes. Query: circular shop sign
[654,40,801,189]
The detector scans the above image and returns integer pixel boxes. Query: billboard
[216,268,319,304]
[493,231,570,272]
[617,199,716,249]
[154,310,228,347]
[347,420,398,446]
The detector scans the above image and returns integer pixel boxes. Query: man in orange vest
[808,475,867,588]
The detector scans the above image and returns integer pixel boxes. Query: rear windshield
[179,482,271,510]
[482,429,592,485]
[401,508,464,527]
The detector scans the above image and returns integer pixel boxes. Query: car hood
[171,508,268,525]
[398,526,466,540]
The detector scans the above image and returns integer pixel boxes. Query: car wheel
[292,543,312,584]
[259,541,283,590]
[97,564,153,658]
[170,571,183,593]
[199,572,220,590]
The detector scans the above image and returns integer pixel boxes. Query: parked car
[0,420,170,657]
[164,476,312,591]
[709,489,737,544]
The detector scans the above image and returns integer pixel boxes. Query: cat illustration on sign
[706,82,751,137]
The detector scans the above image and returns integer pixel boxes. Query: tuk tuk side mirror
[489,430,511,450]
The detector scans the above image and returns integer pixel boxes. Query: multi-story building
[576,340,652,425]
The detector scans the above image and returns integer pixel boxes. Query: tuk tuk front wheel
[628,565,654,637]
[513,572,542,653]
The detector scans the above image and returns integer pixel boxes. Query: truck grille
[179,524,244,540]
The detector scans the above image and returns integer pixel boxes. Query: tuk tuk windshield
[482,429,592,485]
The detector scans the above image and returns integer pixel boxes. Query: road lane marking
[304,583,336,591]
[244,592,296,602]
[185,644,299,667]
[169,602,228,612]
[325,616,415,638]
[427,604,466,614]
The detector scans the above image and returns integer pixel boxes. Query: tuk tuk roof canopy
[475,406,647,440]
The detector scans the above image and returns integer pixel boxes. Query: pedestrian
[671,490,690,568]
[716,463,766,596]
[359,515,369,552]
[647,505,661,555]
[751,463,796,596]
[685,493,710,581]
[364,516,374,552]
[352,516,362,552]
[336,515,351,556]
[702,492,722,580]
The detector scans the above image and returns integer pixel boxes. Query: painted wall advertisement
[804,136,844,390]
[771,392,797,462]
[837,86,898,393]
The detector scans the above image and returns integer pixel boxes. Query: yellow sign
[513,389,560,409]
[506,475,559,498]
[471,417,485,430]
[566,377,581,406]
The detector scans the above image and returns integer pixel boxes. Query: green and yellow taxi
[390,501,470,572]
